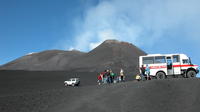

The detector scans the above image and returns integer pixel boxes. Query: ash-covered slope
[0,40,146,73]
[69,40,146,73]
[1,72,200,112]
[49,78,200,112]
[0,50,85,71]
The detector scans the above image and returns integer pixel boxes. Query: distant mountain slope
[68,40,146,73]
[0,50,85,71]
[0,40,146,73]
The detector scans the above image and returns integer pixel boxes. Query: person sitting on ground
[135,74,141,81]
[113,74,118,83]
[117,75,121,82]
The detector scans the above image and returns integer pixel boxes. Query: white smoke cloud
[68,47,75,51]
[68,0,200,52]
[89,29,118,50]
[58,0,200,76]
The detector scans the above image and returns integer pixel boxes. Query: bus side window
[155,56,166,63]
[143,57,154,64]
[173,55,180,63]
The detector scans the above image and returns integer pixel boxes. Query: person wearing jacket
[140,65,146,81]
[106,70,111,84]
[97,74,102,85]
[102,70,107,84]
[120,68,125,82]
[110,70,116,83]
[145,64,150,80]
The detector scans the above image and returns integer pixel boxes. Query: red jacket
[98,75,102,80]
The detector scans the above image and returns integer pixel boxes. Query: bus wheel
[187,70,196,78]
[156,72,166,79]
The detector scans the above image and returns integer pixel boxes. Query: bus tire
[187,70,196,78]
[156,72,166,79]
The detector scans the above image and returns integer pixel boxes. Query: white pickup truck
[64,78,80,86]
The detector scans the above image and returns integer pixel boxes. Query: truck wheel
[156,72,166,79]
[187,70,196,78]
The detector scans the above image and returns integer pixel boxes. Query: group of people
[97,65,151,85]
[136,64,151,81]
[97,69,125,85]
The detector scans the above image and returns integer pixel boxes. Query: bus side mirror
[189,57,193,65]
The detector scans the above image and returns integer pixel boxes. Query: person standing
[140,65,146,81]
[145,64,150,80]
[120,68,125,82]
[105,70,111,84]
[102,70,107,84]
[110,70,115,83]
[97,74,102,85]
[100,73,104,82]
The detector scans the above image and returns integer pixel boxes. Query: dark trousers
[107,76,111,83]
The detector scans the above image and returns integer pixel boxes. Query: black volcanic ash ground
[0,71,200,112]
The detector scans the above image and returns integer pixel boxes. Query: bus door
[172,55,181,75]
[166,56,173,75]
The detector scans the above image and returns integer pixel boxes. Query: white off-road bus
[139,54,199,79]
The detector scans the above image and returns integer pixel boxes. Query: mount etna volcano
[1,40,200,112]
[0,40,146,73]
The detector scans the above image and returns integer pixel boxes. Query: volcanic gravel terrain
[0,70,200,112]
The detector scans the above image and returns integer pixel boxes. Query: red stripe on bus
[173,65,198,67]
[149,66,167,69]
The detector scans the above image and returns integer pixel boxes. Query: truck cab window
[182,59,189,64]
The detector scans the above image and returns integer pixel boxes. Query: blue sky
[0,0,200,76]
